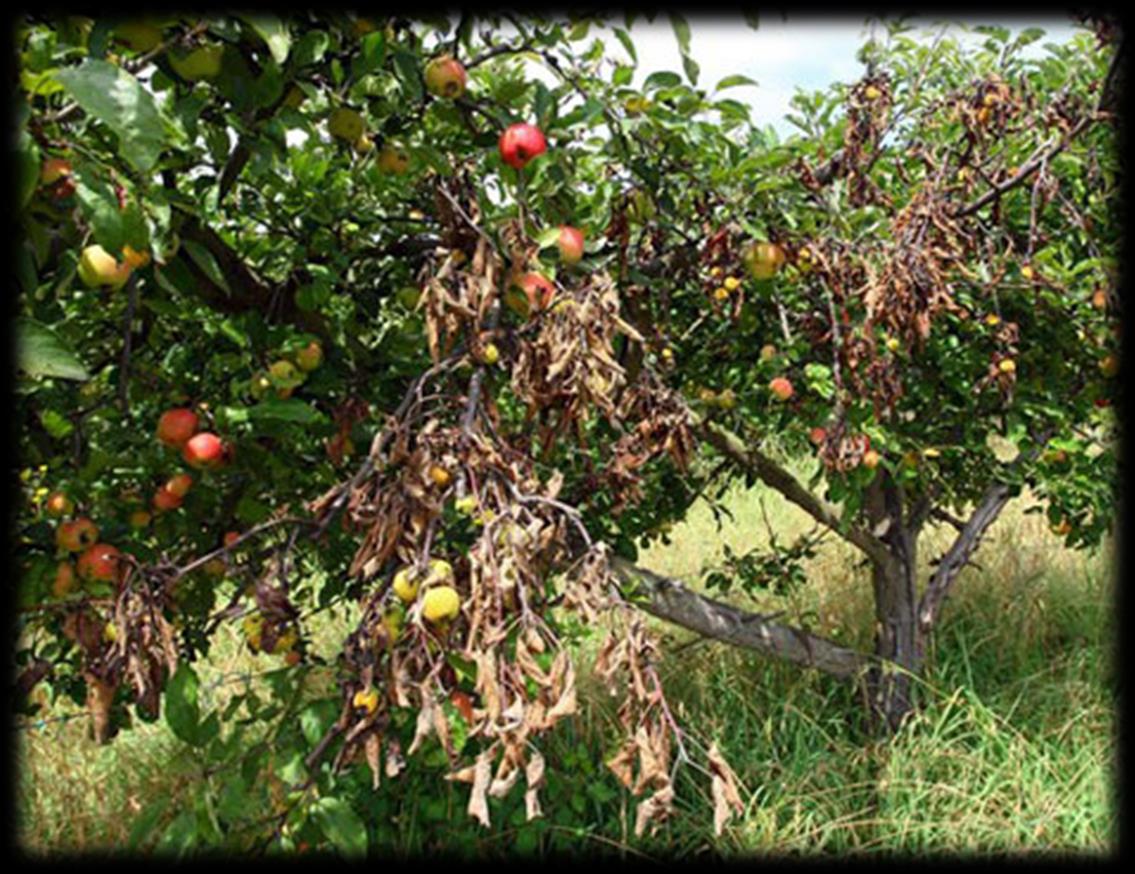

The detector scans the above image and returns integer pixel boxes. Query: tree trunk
[864,475,921,732]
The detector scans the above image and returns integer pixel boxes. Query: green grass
[17,474,1117,857]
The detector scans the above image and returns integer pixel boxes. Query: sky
[549,14,1082,136]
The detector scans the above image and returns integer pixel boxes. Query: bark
[611,557,869,679]
[863,474,921,732]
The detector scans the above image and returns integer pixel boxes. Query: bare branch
[611,558,869,680]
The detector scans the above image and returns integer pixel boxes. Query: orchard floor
[16,476,1117,857]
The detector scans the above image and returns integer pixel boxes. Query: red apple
[424,55,467,98]
[223,531,241,549]
[56,518,99,552]
[769,377,794,401]
[165,473,193,498]
[45,492,75,517]
[808,427,826,446]
[77,543,124,584]
[182,432,225,469]
[862,449,881,470]
[129,509,152,528]
[152,488,183,512]
[557,226,585,265]
[499,122,547,170]
[157,408,199,447]
[507,272,556,318]
[41,158,73,185]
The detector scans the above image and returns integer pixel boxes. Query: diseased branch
[698,419,892,568]
[611,557,869,680]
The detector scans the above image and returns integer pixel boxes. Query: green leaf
[16,134,40,209]
[40,409,74,439]
[247,398,327,424]
[165,663,202,746]
[643,71,682,91]
[714,74,758,91]
[358,31,387,74]
[182,240,232,295]
[310,797,368,857]
[240,14,291,65]
[392,48,422,102]
[292,30,329,66]
[669,13,692,56]
[74,168,124,253]
[681,53,700,86]
[536,226,563,249]
[16,318,90,381]
[613,27,637,64]
[55,60,168,173]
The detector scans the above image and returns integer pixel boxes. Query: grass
[16,469,1117,857]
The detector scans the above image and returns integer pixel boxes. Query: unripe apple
[1091,289,1108,310]
[157,408,199,447]
[769,377,794,401]
[1099,354,1119,378]
[864,85,882,101]
[998,359,1016,375]
[392,566,420,604]
[717,388,736,410]
[862,449,881,470]
[129,509,151,528]
[480,342,500,365]
[283,84,306,109]
[377,144,411,174]
[78,245,131,289]
[428,465,452,488]
[744,241,787,280]
[250,373,272,400]
[557,225,585,264]
[57,517,99,552]
[182,432,226,469]
[269,359,299,385]
[45,492,74,518]
[498,122,547,170]
[114,20,163,53]
[77,543,124,584]
[164,473,193,498]
[354,134,375,155]
[425,55,467,99]
[41,158,73,185]
[396,286,421,309]
[328,107,365,142]
[759,344,777,362]
[422,585,461,624]
[294,341,323,372]
[53,562,78,598]
[169,45,224,82]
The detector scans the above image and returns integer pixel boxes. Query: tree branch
[611,557,869,679]
[698,419,892,568]
[916,482,1012,634]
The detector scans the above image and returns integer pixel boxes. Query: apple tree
[14,12,1119,850]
